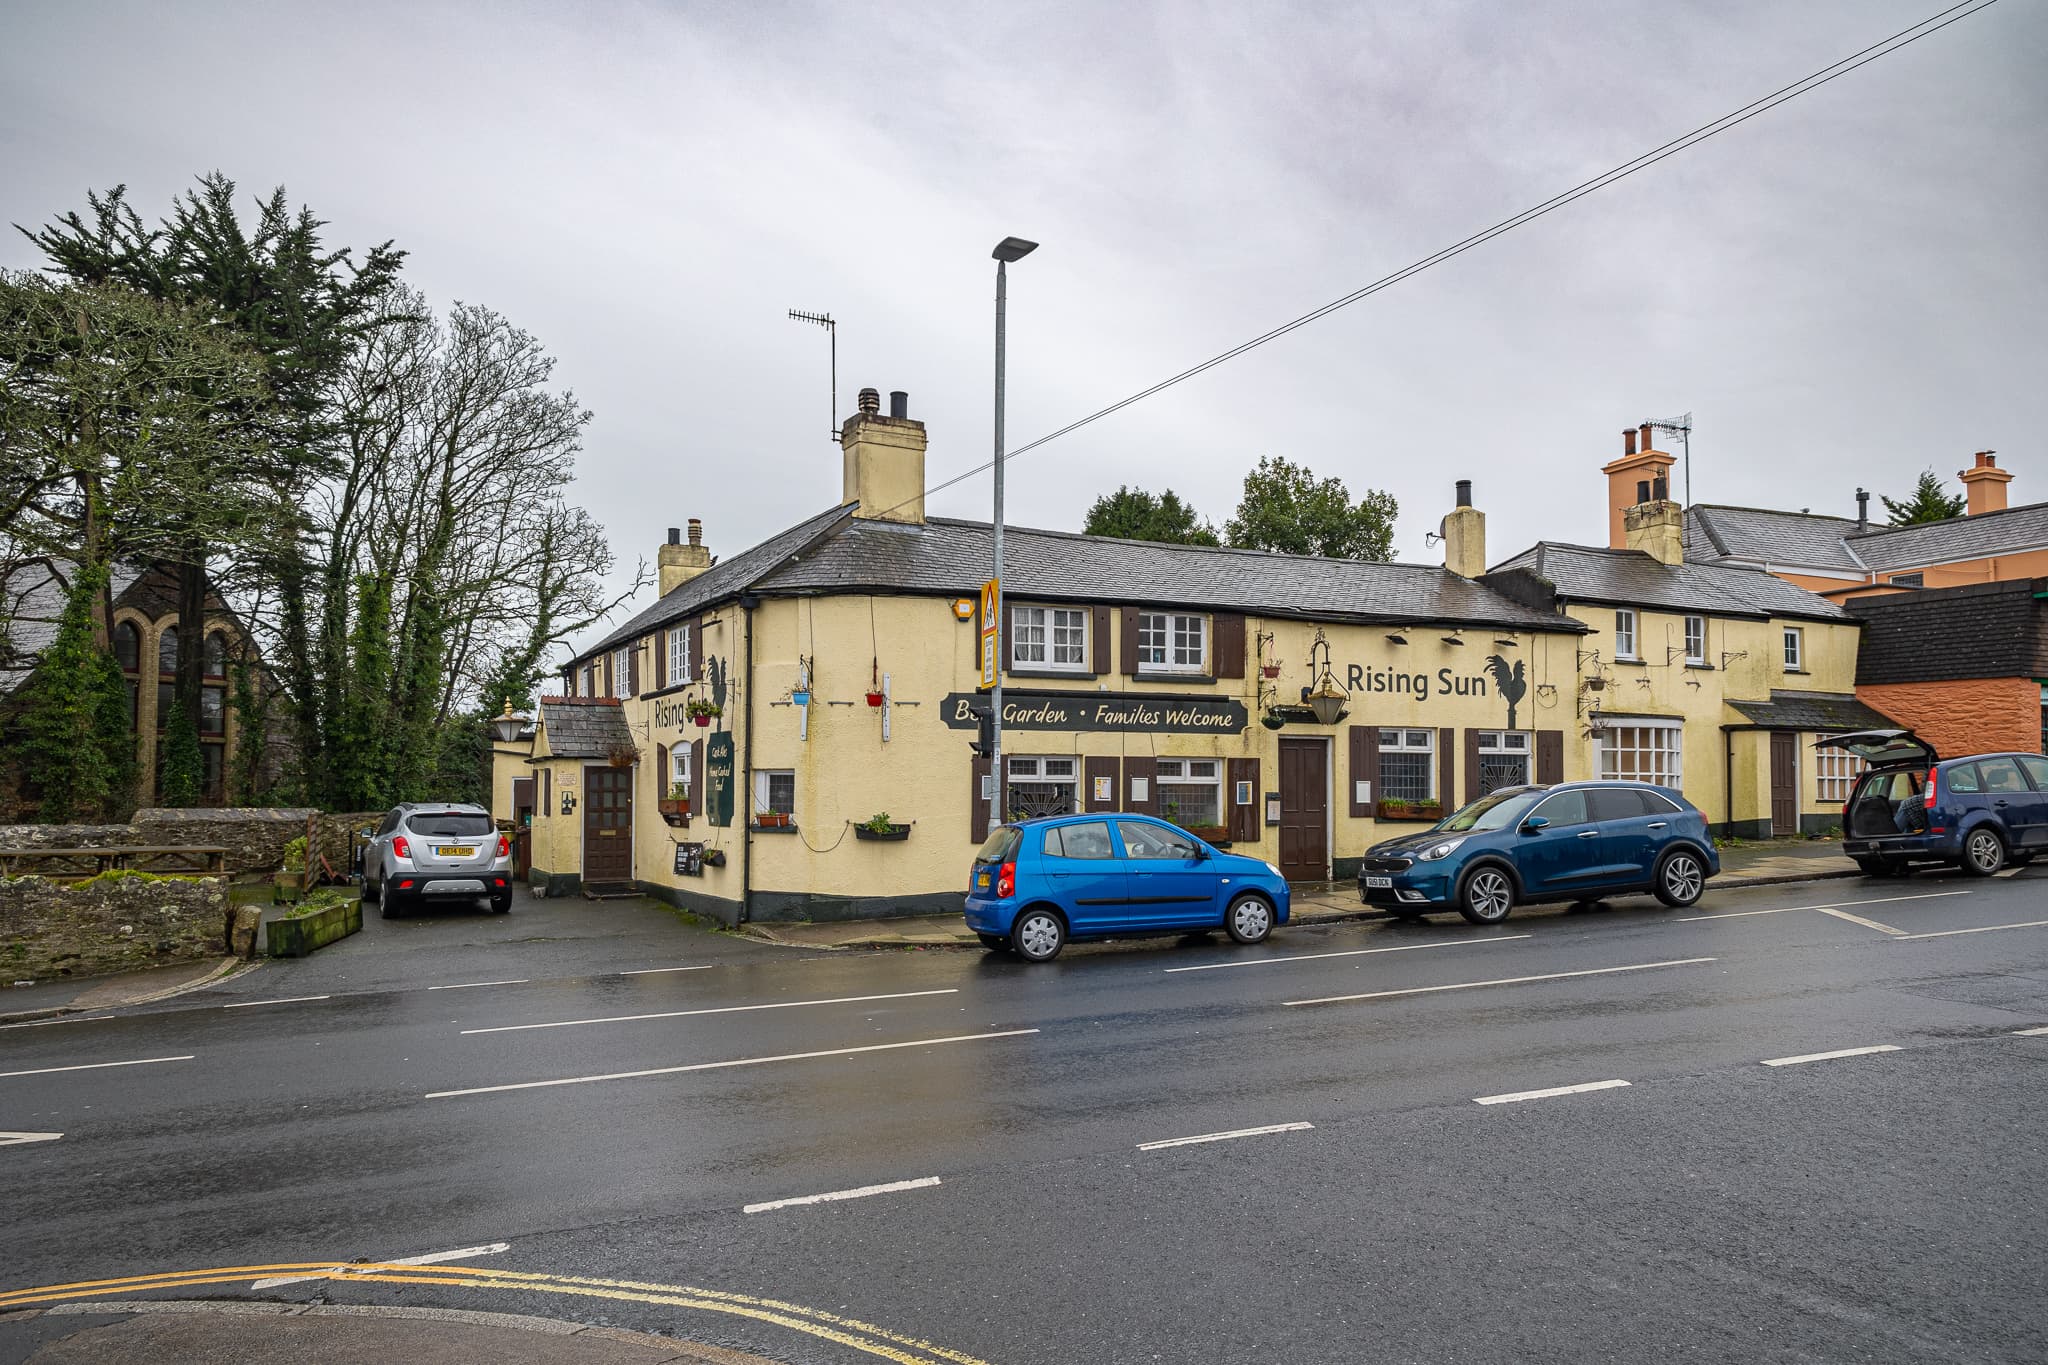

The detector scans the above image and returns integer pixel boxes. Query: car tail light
[493,877,506,888]
[995,861,1015,898]
[398,879,414,890]
[496,833,510,858]
[1923,769,1939,809]
[392,834,411,860]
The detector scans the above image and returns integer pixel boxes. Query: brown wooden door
[583,766,634,882]
[1770,732,1798,836]
[1277,738,1329,881]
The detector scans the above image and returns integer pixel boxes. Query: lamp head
[992,237,1039,263]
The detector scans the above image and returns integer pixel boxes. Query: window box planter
[854,823,910,842]
[1376,801,1444,822]
[752,811,793,830]
[658,798,691,827]
[1176,824,1230,843]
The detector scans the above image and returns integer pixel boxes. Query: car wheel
[1225,893,1274,944]
[976,932,1009,953]
[380,894,400,919]
[1653,848,1706,908]
[1854,857,1901,878]
[1962,827,2005,876]
[1011,908,1066,962]
[490,892,512,915]
[1387,908,1428,921]
[361,873,381,905]
[1456,865,1515,926]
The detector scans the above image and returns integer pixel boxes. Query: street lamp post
[989,235,1037,837]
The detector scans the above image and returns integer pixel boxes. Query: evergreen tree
[17,565,136,821]
[330,574,393,810]
[158,698,204,806]
[1082,486,1221,545]
[1881,469,1966,526]
[1225,455,1398,560]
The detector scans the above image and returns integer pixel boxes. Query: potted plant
[607,741,640,768]
[854,811,910,841]
[273,836,307,904]
[658,782,691,825]
[754,809,792,829]
[1260,711,1286,731]
[866,689,885,707]
[685,697,721,727]
[1262,661,1283,679]
[1184,823,1230,843]
[1377,799,1444,822]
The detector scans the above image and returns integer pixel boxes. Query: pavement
[5,860,2045,1363]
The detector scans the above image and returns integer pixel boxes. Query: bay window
[1597,723,1684,788]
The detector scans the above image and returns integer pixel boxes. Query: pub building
[491,393,1869,924]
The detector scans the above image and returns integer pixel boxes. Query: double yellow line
[0,1261,994,1365]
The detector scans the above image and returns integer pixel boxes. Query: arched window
[204,630,228,677]
[157,625,180,675]
[114,621,141,673]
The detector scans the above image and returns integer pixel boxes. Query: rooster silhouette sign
[1484,654,1526,730]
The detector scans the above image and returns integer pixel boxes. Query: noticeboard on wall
[673,842,704,877]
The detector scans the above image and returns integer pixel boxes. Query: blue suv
[964,814,1292,962]
[1359,782,1719,925]
[1829,730,2048,876]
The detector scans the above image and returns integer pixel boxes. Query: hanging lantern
[1303,628,1350,725]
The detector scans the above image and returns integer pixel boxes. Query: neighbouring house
[0,560,276,817]
[1845,579,2048,761]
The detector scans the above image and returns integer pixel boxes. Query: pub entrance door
[1277,737,1330,882]
[1770,732,1798,836]
[583,765,634,885]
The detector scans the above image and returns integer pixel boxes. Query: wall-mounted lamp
[1441,630,1465,646]
[1384,631,1408,646]
[489,699,530,745]
[1304,628,1349,725]
[1492,636,1518,649]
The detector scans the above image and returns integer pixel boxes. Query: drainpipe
[1723,728,1734,838]
[740,593,757,925]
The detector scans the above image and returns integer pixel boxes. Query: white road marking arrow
[250,1241,510,1290]
[0,1131,63,1145]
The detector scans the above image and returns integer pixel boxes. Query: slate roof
[1686,500,2048,577]
[1487,543,1854,623]
[536,697,633,758]
[1725,690,1897,732]
[586,503,854,655]
[1846,578,2048,686]
[747,515,1582,632]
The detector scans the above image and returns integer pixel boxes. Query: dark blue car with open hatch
[1358,781,1719,924]
[964,813,1291,962]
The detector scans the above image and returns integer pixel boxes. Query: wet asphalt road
[4,869,2047,1364]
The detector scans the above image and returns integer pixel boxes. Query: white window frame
[1011,605,1089,672]
[1156,757,1223,827]
[667,627,690,686]
[612,647,632,698]
[669,743,691,798]
[1683,615,1705,665]
[752,769,795,815]
[1782,626,1804,672]
[1138,611,1208,674]
[1814,735,1866,804]
[1377,728,1437,804]
[1614,609,1639,661]
[1597,723,1684,789]
[1004,755,1079,819]
[1475,730,1532,794]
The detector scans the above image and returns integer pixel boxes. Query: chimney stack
[1602,420,1677,549]
[1855,488,1869,532]
[842,384,927,524]
[658,519,714,595]
[1441,480,1486,578]
[1958,450,2011,517]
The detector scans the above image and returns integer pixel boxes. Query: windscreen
[406,812,495,838]
[975,825,1022,863]
[1437,789,1542,833]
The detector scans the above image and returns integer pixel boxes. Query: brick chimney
[658,519,713,596]
[1441,479,1485,577]
[1601,425,1677,549]
[842,387,927,523]
[1958,450,2011,517]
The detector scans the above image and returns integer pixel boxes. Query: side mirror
[1193,843,1211,860]
[1520,816,1551,835]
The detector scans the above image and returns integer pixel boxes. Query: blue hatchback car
[1358,781,1719,925]
[1830,730,2048,876]
[964,813,1292,962]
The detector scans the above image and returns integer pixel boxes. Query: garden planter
[854,824,910,842]
[658,798,691,827]
[1376,803,1444,823]
[271,871,306,904]
[754,812,792,829]
[267,898,362,958]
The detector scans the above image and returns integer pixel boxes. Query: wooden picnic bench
[0,845,230,882]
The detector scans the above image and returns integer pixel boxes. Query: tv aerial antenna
[1646,412,1693,547]
[787,309,837,442]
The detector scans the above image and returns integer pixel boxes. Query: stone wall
[0,873,229,981]
[0,808,388,880]
[0,824,138,851]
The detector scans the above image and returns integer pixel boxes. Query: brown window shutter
[1464,729,1482,805]
[1123,755,1158,815]
[539,767,548,810]
[629,643,641,695]
[1001,600,1014,672]
[1212,613,1246,679]
[1536,729,1564,786]
[688,619,703,683]
[689,738,704,812]
[655,743,667,794]
[655,630,667,690]
[1227,757,1260,843]
[970,754,991,842]
[602,654,613,697]
[1089,605,1109,677]
[1439,728,1456,809]
[1120,607,1140,676]
[1348,725,1378,817]
[1085,755,1119,811]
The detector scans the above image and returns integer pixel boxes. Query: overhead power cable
[880,0,2002,521]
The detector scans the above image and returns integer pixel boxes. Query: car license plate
[437,845,475,857]
[976,871,990,889]
[1364,875,1393,889]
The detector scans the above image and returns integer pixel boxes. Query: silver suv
[362,803,514,917]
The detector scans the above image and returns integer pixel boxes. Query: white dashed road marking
[1474,1079,1631,1105]
[1676,891,1968,923]
[1286,957,1715,1007]
[0,1131,63,1145]
[461,988,960,1035]
[1896,919,2048,940]
[0,1055,193,1080]
[744,1178,942,1214]
[222,995,330,1009]
[1761,1044,1901,1067]
[618,965,716,975]
[1164,936,1529,973]
[428,979,529,991]
[1815,907,1908,936]
[2012,1025,2048,1036]
[1136,1122,1314,1150]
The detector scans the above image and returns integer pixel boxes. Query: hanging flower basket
[854,823,910,842]
[866,690,885,708]
[685,698,721,727]
[1260,711,1286,731]
[1261,664,1282,679]
[790,688,811,708]
[607,742,641,768]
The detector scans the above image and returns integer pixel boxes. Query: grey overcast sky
[4,0,2043,657]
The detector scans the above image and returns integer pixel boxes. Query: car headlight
[1264,861,1283,878]
[1417,838,1467,861]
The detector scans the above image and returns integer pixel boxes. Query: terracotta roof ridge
[540,695,623,707]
